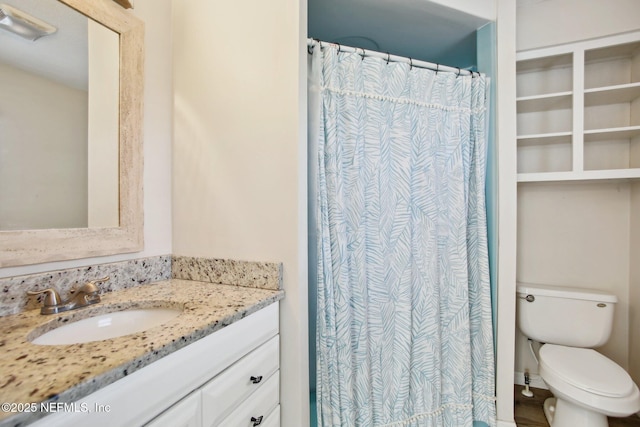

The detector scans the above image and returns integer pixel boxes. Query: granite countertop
[0,279,284,426]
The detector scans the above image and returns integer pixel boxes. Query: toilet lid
[540,344,634,398]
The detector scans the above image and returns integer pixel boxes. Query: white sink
[31,308,182,346]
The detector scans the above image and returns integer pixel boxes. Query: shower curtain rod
[307,38,481,77]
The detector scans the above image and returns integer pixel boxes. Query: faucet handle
[78,276,109,294]
[27,288,62,307]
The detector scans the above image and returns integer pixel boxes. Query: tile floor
[514,385,640,427]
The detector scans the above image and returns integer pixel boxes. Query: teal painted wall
[472,22,497,427]
[477,21,498,346]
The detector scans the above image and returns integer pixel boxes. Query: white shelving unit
[516,31,640,182]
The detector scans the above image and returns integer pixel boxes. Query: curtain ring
[436,64,439,75]
[308,43,314,55]
[456,67,461,77]
[337,43,341,55]
[386,52,390,64]
[360,47,366,61]
[409,57,413,70]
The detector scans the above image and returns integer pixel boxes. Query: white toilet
[516,282,640,427]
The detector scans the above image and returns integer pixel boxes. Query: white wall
[630,62,640,386]
[517,0,640,52]
[496,1,518,425]
[171,0,308,425]
[0,0,173,278]
[631,182,640,384]
[0,63,88,231]
[630,137,640,384]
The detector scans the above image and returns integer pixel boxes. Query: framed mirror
[0,0,144,267]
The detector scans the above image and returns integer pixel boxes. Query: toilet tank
[516,283,617,348]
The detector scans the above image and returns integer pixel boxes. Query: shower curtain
[309,42,496,427]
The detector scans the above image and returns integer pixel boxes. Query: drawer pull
[250,375,263,384]
[251,415,264,426]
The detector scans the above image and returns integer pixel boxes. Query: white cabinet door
[144,391,201,427]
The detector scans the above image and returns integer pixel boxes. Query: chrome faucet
[27,277,109,315]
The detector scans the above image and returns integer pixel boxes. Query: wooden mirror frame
[0,0,144,267]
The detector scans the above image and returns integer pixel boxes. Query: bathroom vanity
[0,279,283,427]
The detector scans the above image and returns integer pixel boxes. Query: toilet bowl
[516,283,640,427]
[538,344,640,427]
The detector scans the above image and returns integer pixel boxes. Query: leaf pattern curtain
[311,43,496,427]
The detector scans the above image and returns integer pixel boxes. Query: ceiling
[0,0,89,90]
[308,0,491,69]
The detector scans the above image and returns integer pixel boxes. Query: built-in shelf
[516,31,640,182]
[584,40,640,63]
[516,53,573,73]
[517,132,572,146]
[516,53,573,99]
[584,125,640,142]
[517,92,573,113]
[518,169,640,183]
[584,83,640,106]
[585,40,640,88]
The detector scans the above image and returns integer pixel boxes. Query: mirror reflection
[0,0,119,231]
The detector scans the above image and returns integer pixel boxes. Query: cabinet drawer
[259,405,280,427]
[212,371,279,427]
[144,391,201,427]
[202,335,279,425]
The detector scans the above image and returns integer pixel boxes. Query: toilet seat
[539,344,640,417]
[540,344,634,398]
